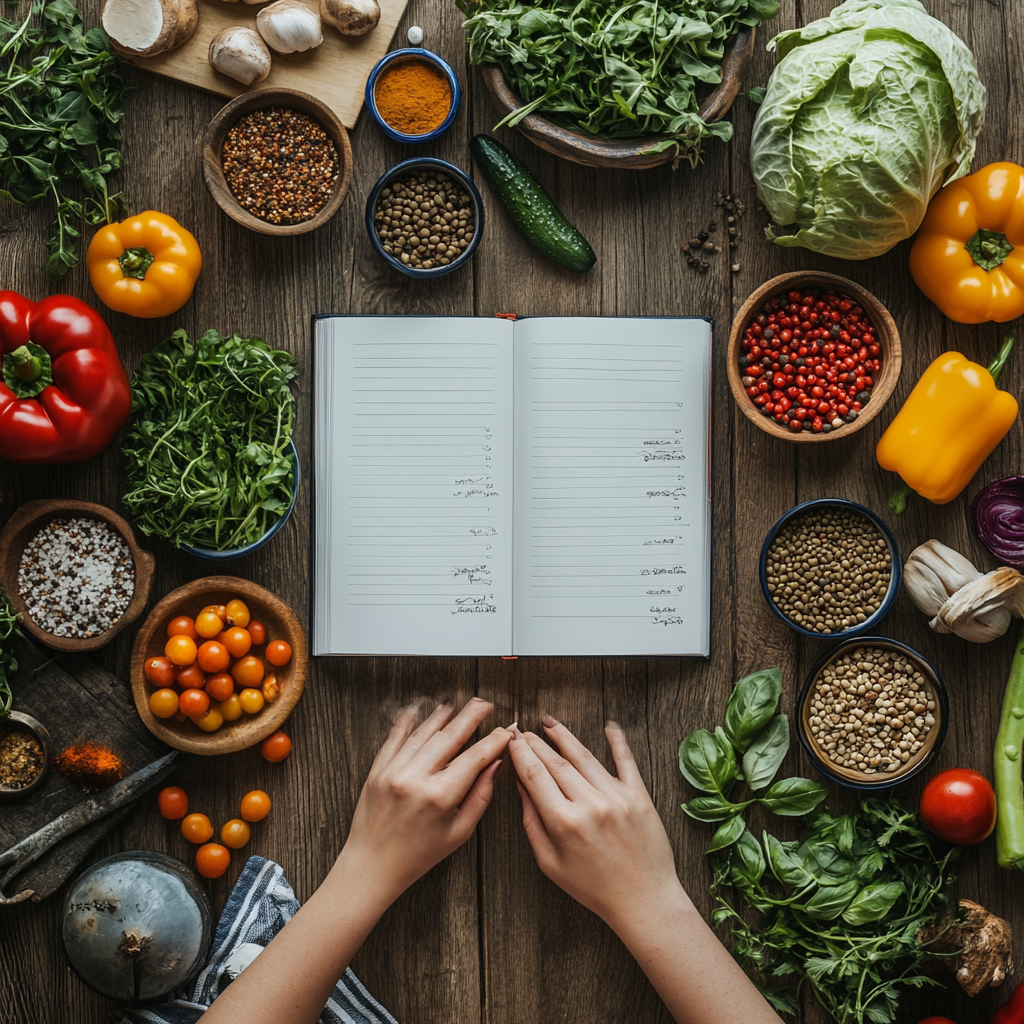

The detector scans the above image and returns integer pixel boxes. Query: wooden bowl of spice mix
[0,711,51,800]
[0,500,155,654]
[798,637,949,790]
[365,48,462,144]
[202,88,353,236]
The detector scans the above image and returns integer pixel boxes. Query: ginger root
[918,898,1014,997]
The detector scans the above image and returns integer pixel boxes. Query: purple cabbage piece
[972,476,1024,570]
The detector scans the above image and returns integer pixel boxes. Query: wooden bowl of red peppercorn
[727,272,902,443]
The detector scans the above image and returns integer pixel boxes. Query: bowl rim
[201,87,353,236]
[797,635,949,791]
[0,710,52,800]
[365,48,462,144]
[0,499,155,654]
[365,157,485,279]
[727,270,903,444]
[179,439,299,561]
[759,497,902,640]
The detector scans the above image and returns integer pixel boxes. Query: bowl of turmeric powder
[366,48,462,144]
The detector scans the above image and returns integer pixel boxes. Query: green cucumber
[471,134,596,273]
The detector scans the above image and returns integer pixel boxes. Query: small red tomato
[222,626,252,659]
[232,655,264,688]
[261,730,292,762]
[197,640,231,674]
[205,672,235,702]
[157,786,188,820]
[919,769,997,846]
[144,656,176,687]
[179,687,211,719]
[265,640,292,667]
[247,620,267,646]
[166,615,198,641]
[195,842,230,878]
[175,663,207,690]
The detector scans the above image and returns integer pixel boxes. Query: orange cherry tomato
[166,615,198,641]
[232,655,264,689]
[144,655,176,687]
[181,812,214,844]
[157,786,188,819]
[265,640,292,667]
[238,687,265,714]
[247,620,267,646]
[202,603,227,620]
[226,599,251,628]
[173,710,188,723]
[197,640,230,674]
[178,687,210,718]
[220,818,251,849]
[195,609,224,640]
[165,634,197,667]
[193,706,224,732]
[222,626,252,659]
[260,730,292,762]
[175,663,207,690]
[218,693,243,722]
[240,790,271,822]
[205,672,235,702]
[149,688,179,719]
[195,843,231,879]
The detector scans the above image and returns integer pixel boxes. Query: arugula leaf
[724,668,781,751]
[741,713,789,790]
[678,727,739,796]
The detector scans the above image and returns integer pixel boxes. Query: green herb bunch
[0,0,127,281]
[457,0,780,166]
[0,593,21,719]
[680,669,960,1024]
[123,330,298,552]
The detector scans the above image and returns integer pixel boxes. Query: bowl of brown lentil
[759,498,900,639]
[366,158,484,277]
[202,88,353,237]
[798,637,948,790]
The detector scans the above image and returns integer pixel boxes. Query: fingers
[541,716,616,792]
[419,697,496,770]
[443,726,513,796]
[388,702,455,770]
[516,779,558,871]
[522,730,591,801]
[507,724,571,813]
[372,705,419,771]
[605,721,643,788]
[452,757,503,837]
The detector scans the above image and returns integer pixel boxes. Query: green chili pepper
[995,624,1024,871]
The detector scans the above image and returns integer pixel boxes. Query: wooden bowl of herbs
[202,88,353,236]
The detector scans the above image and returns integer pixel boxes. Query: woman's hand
[507,717,685,928]
[343,697,511,904]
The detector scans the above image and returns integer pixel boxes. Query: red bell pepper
[992,980,1024,1024]
[0,291,131,464]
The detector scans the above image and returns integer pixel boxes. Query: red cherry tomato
[205,672,235,702]
[195,843,231,878]
[175,663,207,690]
[248,620,267,646]
[166,615,198,641]
[919,769,997,846]
[144,656,176,687]
[232,655,264,688]
[157,786,188,820]
[265,640,292,667]
[179,687,211,719]
[197,640,231,674]
[260,730,292,762]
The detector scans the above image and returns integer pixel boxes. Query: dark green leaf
[842,882,905,926]
[723,668,781,751]
[758,776,827,817]
[764,832,813,889]
[741,713,789,791]
[678,727,739,795]
[682,794,747,822]
[745,86,766,103]
[801,880,859,921]
[706,813,745,854]
[730,830,766,886]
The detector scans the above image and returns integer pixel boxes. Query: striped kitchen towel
[119,855,398,1024]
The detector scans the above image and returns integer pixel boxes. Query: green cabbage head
[750,0,986,260]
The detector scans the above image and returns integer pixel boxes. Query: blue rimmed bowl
[798,636,949,791]
[365,157,484,279]
[759,497,900,640]
[365,48,462,144]
[180,440,299,561]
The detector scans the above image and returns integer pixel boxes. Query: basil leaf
[678,728,739,795]
[742,714,790,791]
[798,839,855,886]
[723,668,782,751]
[759,776,828,817]
[842,882,905,926]
[764,833,812,889]
[682,794,747,822]
[730,830,766,886]
[801,880,860,921]
[706,813,746,854]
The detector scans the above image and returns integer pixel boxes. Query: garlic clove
[209,26,272,85]
[257,0,324,54]
[321,0,380,36]
[904,539,983,615]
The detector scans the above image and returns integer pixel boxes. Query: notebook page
[313,316,515,655]
[511,317,711,656]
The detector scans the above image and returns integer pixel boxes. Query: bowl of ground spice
[0,500,155,654]
[760,498,900,639]
[798,637,949,790]
[0,711,50,799]
[202,88,353,236]
[366,48,461,143]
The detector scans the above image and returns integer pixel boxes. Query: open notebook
[312,316,712,656]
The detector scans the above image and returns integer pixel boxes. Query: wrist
[601,877,694,948]
[327,842,406,922]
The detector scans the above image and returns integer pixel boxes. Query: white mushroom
[101,0,199,57]
[257,0,324,54]
[321,0,380,36]
[209,26,272,85]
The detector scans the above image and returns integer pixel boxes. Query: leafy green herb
[456,0,780,166]
[0,592,21,719]
[0,0,128,281]
[122,330,297,552]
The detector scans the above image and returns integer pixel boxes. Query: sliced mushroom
[101,0,199,57]
[321,0,380,35]
[209,26,272,85]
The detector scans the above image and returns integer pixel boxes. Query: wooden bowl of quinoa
[0,499,155,653]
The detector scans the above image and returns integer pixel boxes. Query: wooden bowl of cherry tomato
[130,576,307,755]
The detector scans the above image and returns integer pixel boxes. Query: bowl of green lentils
[759,498,900,639]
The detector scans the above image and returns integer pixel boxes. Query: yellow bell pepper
[910,161,1024,324]
[877,337,1018,513]
[87,211,202,319]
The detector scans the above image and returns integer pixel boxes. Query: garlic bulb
[904,539,1024,642]
[209,26,272,85]
[257,0,323,54]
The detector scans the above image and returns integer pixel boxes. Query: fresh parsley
[0,593,21,719]
[0,0,128,281]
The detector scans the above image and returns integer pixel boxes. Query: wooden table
[1,2,1021,1022]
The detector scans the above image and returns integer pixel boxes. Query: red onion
[972,476,1024,570]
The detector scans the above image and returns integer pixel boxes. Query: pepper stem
[965,228,1014,272]
[117,246,155,281]
[8,345,41,384]
[3,341,53,399]
[988,335,1015,385]
[888,481,915,516]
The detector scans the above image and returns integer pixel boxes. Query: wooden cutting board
[126,0,409,129]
